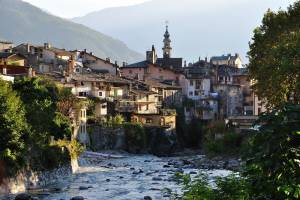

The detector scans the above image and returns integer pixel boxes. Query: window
[146,104,149,110]
[81,81,84,86]
[81,110,86,119]
[195,80,201,89]
[146,95,149,101]
[160,118,165,126]
[195,91,199,96]
[99,91,103,97]
[190,80,193,86]
[189,91,193,96]
[146,118,152,123]
[219,76,224,81]
[79,92,87,97]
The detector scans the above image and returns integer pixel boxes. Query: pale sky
[22,0,150,18]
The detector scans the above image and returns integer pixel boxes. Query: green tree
[244,105,300,199]
[13,77,70,140]
[248,2,300,108]
[0,80,28,176]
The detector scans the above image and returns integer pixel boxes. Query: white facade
[186,78,211,100]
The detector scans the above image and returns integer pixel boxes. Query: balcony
[160,109,176,116]
[115,101,136,113]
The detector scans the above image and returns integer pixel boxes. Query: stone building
[210,53,243,68]
[0,41,13,52]
[72,50,119,76]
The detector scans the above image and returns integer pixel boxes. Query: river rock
[144,196,152,200]
[79,186,89,190]
[152,177,162,181]
[15,193,31,200]
[70,196,84,200]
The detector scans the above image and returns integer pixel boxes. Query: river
[3,152,232,200]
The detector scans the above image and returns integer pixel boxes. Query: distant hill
[73,0,295,63]
[0,0,143,63]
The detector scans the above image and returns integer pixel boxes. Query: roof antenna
[165,20,169,30]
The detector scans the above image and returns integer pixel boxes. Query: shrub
[123,122,146,153]
[54,139,85,160]
[204,131,244,156]
[177,173,249,200]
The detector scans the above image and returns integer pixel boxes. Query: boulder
[79,186,89,190]
[144,196,152,200]
[15,193,31,200]
[70,196,84,200]
[152,177,162,181]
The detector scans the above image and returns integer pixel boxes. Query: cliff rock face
[89,126,178,156]
[0,160,77,194]
[145,127,178,156]
[89,127,126,151]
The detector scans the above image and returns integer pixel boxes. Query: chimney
[146,45,157,64]
[184,60,187,67]
[199,56,201,62]
[84,49,87,53]
[27,44,30,53]
[44,43,51,49]
[205,57,208,63]
[90,52,93,55]
[67,57,75,75]
[123,62,127,67]
[106,57,111,63]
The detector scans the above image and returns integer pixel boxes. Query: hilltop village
[0,26,266,148]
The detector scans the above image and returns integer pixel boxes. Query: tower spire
[163,21,172,59]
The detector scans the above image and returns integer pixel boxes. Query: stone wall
[0,159,78,195]
[89,126,126,151]
[89,125,178,156]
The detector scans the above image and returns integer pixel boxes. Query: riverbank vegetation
[176,105,300,199]
[0,77,83,180]
[179,2,300,199]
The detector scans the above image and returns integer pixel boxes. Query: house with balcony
[182,60,219,121]
[72,49,119,76]
[13,43,75,73]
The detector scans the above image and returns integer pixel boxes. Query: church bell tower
[162,22,172,59]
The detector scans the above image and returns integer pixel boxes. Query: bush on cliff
[123,122,146,153]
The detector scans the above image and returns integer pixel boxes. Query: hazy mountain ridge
[0,0,143,63]
[73,0,294,63]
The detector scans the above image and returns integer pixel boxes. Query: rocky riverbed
[1,151,238,200]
